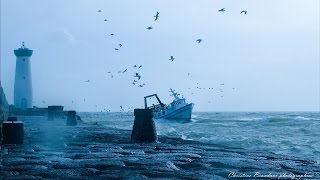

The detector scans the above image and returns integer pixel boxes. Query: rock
[131,109,157,143]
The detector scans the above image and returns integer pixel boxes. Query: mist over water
[80,111,320,162]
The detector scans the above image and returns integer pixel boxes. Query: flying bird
[114,48,119,51]
[110,33,114,36]
[104,19,108,22]
[98,10,102,12]
[85,80,90,82]
[42,101,46,104]
[220,83,224,85]
[138,65,142,69]
[218,8,225,12]
[119,44,123,47]
[122,69,127,73]
[240,10,247,15]
[134,73,141,80]
[196,39,202,43]
[169,56,175,62]
[154,11,159,21]
[146,26,153,30]
[110,75,114,78]
[107,71,111,73]
[133,65,137,68]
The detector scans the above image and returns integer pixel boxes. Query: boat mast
[169,88,180,99]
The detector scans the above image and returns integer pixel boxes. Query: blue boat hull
[155,103,194,120]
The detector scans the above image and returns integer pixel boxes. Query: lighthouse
[13,42,33,108]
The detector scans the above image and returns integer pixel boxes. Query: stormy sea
[81,111,320,163]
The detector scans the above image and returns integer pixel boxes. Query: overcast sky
[1,0,319,112]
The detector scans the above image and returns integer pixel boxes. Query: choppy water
[79,112,320,163]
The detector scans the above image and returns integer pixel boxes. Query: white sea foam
[236,117,264,121]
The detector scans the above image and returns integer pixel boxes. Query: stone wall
[1,84,9,145]
[0,84,9,122]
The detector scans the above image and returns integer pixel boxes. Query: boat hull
[155,103,194,120]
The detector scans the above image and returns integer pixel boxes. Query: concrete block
[131,109,157,143]
[2,121,23,144]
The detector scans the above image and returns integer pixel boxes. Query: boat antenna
[169,88,180,99]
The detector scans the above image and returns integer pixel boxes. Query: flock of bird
[37,7,247,112]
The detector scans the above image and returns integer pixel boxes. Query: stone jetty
[1,116,319,179]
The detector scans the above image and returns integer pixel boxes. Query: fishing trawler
[144,88,194,119]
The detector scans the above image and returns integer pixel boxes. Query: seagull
[146,26,153,30]
[104,19,108,22]
[134,73,141,80]
[218,8,225,12]
[119,44,123,47]
[114,48,119,51]
[133,65,137,68]
[122,69,127,73]
[98,10,102,12]
[138,85,144,87]
[154,11,159,21]
[240,10,247,15]
[138,65,142,69]
[110,33,114,36]
[169,56,175,62]
[85,80,90,82]
[196,39,202,43]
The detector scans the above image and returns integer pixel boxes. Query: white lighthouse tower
[14,42,33,108]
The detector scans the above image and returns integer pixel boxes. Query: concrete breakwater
[1,116,319,179]
[0,85,9,147]
[0,85,9,123]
